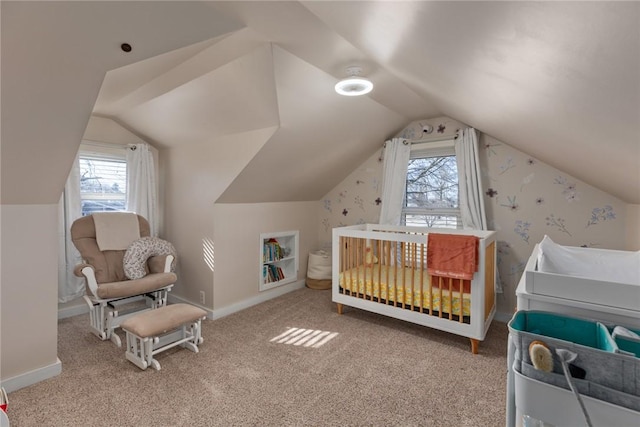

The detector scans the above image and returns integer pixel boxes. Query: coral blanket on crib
[427,233,479,280]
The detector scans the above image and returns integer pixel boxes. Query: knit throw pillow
[123,237,177,280]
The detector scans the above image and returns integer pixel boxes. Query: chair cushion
[123,237,177,280]
[96,272,176,299]
[121,303,207,338]
[71,214,150,284]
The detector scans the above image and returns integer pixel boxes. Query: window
[402,140,461,229]
[79,145,127,216]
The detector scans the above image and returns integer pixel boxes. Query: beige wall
[1,204,59,387]
[627,204,640,250]
[319,116,631,317]
[162,128,276,306]
[212,202,318,309]
[83,116,146,145]
[2,117,144,387]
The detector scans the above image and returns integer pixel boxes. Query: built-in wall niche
[259,230,299,291]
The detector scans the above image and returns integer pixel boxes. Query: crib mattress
[339,265,471,316]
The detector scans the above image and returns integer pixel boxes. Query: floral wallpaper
[318,116,628,316]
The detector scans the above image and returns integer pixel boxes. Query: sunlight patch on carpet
[270,327,338,348]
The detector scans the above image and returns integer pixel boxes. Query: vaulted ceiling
[2,1,639,205]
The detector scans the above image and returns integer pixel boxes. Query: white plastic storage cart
[506,242,640,427]
[516,241,640,329]
[513,367,639,427]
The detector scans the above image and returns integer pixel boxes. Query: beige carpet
[6,288,508,426]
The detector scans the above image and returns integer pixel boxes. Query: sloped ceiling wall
[0,1,244,204]
[2,1,639,205]
[303,1,640,203]
[116,43,281,147]
[217,46,407,202]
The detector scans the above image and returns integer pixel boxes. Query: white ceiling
[2,1,639,204]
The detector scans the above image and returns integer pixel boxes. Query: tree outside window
[79,156,127,216]
[402,154,460,228]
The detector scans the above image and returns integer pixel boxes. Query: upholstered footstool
[121,303,206,371]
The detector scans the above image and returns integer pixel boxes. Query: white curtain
[58,154,85,303]
[379,138,411,225]
[455,128,487,230]
[126,143,158,236]
[455,128,502,293]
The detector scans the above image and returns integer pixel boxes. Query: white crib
[332,224,497,354]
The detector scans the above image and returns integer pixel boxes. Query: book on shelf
[263,238,283,263]
[264,264,286,283]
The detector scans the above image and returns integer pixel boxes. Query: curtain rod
[81,139,141,150]
[408,134,458,145]
[384,134,456,147]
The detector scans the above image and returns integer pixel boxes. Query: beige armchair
[71,214,176,347]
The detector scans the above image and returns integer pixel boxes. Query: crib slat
[356,239,365,298]
[438,276,443,318]
[419,243,424,314]
[348,237,354,295]
[340,237,349,293]
[448,277,453,320]
[344,237,349,294]
[360,238,366,300]
[368,239,373,300]
[410,242,415,311]
[354,237,358,297]
[344,237,348,293]
[393,241,398,307]
[369,242,380,301]
[360,238,365,299]
[459,279,464,323]
[363,239,369,300]
[401,241,407,309]
[385,240,391,306]
[427,272,433,316]
[376,239,382,302]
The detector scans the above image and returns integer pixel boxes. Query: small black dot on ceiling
[121,43,132,53]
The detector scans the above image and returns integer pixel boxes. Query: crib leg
[336,303,343,315]
[470,338,479,355]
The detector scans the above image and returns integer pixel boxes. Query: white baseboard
[1,358,62,393]
[168,280,306,320]
[58,302,89,319]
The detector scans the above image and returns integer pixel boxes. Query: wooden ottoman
[121,303,206,371]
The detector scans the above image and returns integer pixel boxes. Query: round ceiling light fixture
[335,66,373,96]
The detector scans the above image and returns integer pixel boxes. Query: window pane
[79,156,127,216]
[403,213,460,229]
[405,156,458,209]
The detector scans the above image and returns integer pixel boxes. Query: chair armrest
[74,263,93,277]
[75,264,98,297]
[147,254,175,274]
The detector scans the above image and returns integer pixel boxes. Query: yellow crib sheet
[339,265,471,316]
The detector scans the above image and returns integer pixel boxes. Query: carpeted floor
[6,288,509,426]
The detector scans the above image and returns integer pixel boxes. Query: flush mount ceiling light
[335,66,373,96]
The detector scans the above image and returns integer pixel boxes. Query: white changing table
[506,259,640,426]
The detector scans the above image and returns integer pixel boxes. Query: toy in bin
[0,387,7,412]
